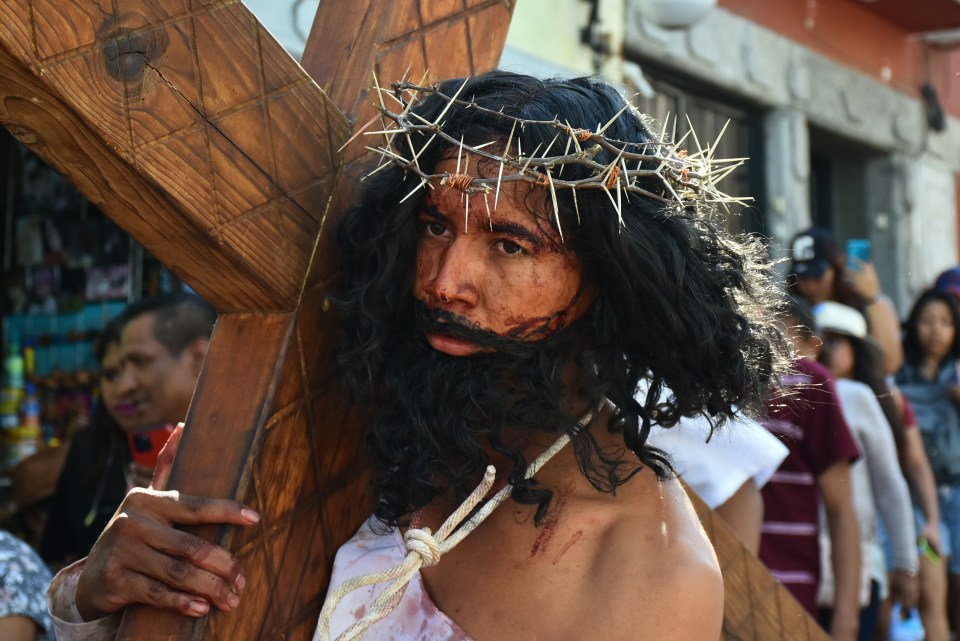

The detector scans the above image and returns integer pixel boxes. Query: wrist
[863,293,887,307]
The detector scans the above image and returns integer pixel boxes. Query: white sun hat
[813,301,886,363]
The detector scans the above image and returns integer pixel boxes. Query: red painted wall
[719,0,960,119]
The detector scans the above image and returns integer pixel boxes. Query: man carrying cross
[47,71,788,641]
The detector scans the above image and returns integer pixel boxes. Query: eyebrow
[421,205,548,248]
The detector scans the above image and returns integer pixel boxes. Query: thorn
[620,156,631,203]
[495,157,505,213]
[545,168,562,241]
[520,143,543,174]
[505,119,518,160]
[338,113,383,153]
[597,102,631,136]
[601,183,622,226]
[463,153,470,226]
[572,187,581,224]
[399,178,428,203]
[432,77,469,127]
[685,114,704,161]
[616,181,622,224]
[566,119,583,154]
[560,130,573,177]
[658,113,670,148]
[541,132,561,160]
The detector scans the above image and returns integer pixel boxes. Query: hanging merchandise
[0,339,24,431]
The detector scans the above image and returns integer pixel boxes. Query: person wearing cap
[813,301,919,641]
[789,228,903,375]
[933,266,960,301]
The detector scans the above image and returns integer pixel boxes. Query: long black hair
[333,71,788,525]
[80,317,129,493]
[902,290,960,368]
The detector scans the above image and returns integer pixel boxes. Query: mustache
[414,300,525,353]
[412,300,585,360]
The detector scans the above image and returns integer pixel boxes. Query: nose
[421,239,480,309]
[114,361,138,397]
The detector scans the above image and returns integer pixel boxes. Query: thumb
[150,423,184,491]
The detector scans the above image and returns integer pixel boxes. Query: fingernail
[235,574,246,591]
[189,599,209,615]
[241,507,260,523]
[228,593,241,609]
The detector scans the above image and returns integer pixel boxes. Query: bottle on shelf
[0,339,25,433]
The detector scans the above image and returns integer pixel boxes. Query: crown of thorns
[351,78,748,236]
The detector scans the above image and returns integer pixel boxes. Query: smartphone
[919,537,941,565]
[127,425,175,467]
[846,238,871,271]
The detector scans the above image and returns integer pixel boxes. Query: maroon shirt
[759,358,860,614]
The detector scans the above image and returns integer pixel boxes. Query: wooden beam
[301,0,516,163]
[688,489,831,641]
[0,0,349,312]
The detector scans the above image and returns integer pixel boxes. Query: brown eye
[424,221,446,237]
[496,239,526,255]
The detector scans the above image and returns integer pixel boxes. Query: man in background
[41,293,215,566]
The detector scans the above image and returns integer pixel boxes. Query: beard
[367,301,601,526]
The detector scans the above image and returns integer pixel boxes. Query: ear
[184,337,210,375]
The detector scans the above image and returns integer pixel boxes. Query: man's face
[795,266,834,304]
[113,313,204,430]
[413,157,592,357]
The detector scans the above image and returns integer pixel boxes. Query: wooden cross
[0,2,827,639]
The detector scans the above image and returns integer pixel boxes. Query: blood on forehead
[425,155,568,252]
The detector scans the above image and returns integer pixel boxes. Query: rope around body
[315,409,595,641]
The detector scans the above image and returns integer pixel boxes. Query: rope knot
[403,527,442,567]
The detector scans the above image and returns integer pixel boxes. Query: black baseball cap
[790,228,840,279]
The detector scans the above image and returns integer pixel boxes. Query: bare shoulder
[586,475,723,641]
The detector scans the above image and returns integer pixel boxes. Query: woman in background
[895,290,960,640]
[40,318,131,568]
[814,301,918,641]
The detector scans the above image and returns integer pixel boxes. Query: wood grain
[0,0,349,312]
[301,0,515,163]
[687,488,831,641]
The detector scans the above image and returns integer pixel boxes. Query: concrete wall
[621,2,960,309]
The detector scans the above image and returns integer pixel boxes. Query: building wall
[619,1,959,309]
[719,0,960,120]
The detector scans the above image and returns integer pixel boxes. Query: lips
[112,402,140,418]
[424,332,486,357]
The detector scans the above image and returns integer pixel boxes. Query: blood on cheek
[414,224,588,339]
